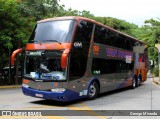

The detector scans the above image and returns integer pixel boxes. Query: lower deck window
[91,58,134,75]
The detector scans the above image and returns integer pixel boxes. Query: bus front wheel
[88,82,99,100]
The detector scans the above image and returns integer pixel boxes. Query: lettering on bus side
[106,48,117,58]
[117,50,133,59]
[106,47,133,61]
[74,42,82,48]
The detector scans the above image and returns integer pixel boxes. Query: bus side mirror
[61,49,70,69]
[11,48,23,65]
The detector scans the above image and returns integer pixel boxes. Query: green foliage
[56,6,94,18]
[144,19,160,44]
[19,0,59,20]
[152,66,159,77]
[137,19,160,61]
[0,0,17,49]
[1,0,160,70]
[0,0,23,60]
[92,17,140,37]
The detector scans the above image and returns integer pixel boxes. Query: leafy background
[0,0,159,70]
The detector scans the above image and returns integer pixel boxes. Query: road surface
[0,78,160,119]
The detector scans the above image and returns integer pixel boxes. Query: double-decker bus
[11,16,148,102]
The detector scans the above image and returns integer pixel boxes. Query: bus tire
[136,75,141,87]
[88,82,99,100]
[132,78,136,89]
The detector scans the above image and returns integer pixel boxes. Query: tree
[137,18,160,60]
[144,19,160,44]
[0,0,28,57]
[19,0,59,20]
[93,17,140,37]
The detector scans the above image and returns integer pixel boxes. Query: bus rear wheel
[132,78,136,89]
[136,76,141,87]
[88,82,99,100]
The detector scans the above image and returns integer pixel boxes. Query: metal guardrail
[0,66,22,86]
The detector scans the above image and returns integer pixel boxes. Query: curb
[153,81,160,85]
[0,85,21,89]
[152,77,160,85]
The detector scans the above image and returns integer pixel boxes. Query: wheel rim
[89,84,96,97]
[133,79,136,87]
[138,78,141,86]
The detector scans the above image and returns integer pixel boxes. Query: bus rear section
[134,50,148,86]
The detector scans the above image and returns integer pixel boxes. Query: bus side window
[69,20,93,80]
[74,20,93,42]
[125,39,132,51]
[94,25,113,46]
[92,58,134,75]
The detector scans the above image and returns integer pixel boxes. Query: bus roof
[38,16,95,23]
[38,16,146,45]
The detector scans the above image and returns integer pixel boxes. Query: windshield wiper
[23,74,34,80]
[31,40,41,45]
[52,76,59,80]
[45,40,61,44]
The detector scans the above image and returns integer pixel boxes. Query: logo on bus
[93,45,100,55]
[74,42,82,48]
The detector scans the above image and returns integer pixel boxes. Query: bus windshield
[28,20,75,43]
[24,51,67,81]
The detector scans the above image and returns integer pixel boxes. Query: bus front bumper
[22,87,83,102]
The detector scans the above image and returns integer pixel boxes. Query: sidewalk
[152,77,160,85]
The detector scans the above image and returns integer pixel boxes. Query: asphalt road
[0,78,160,119]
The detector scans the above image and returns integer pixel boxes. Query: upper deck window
[28,20,75,43]
[94,25,133,51]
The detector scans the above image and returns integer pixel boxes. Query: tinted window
[92,58,134,74]
[94,25,133,50]
[94,26,111,45]
[29,20,75,43]
[69,20,93,80]
[114,33,125,49]
[74,20,93,42]
[125,38,133,50]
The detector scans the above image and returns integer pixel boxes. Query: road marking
[68,106,82,110]
[26,106,59,109]
[10,105,62,110]
[80,103,108,119]
[0,85,21,89]
[0,116,66,119]
[79,103,91,110]
[68,103,108,119]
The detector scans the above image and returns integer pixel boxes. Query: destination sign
[27,51,41,56]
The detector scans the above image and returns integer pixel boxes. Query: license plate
[35,93,43,98]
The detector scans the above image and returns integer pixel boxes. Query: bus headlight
[51,88,66,93]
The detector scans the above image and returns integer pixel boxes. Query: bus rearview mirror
[61,49,70,69]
